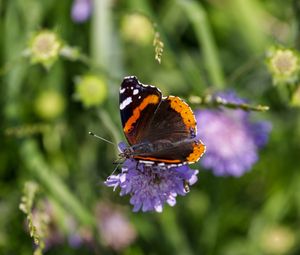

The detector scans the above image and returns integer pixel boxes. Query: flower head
[71,0,92,23]
[266,46,300,85]
[196,92,271,177]
[28,30,62,69]
[95,202,136,251]
[105,143,199,212]
[74,75,107,107]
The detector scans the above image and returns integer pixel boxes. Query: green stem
[20,140,95,227]
[189,95,270,112]
[91,0,123,78]
[91,0,111,67]
[178,0,225,89]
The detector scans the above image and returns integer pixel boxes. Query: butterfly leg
[135,161,143,172]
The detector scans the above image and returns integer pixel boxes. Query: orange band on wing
[124,95,160,133]
[186,141,206,163]
[133,156,181,163]
[168,96,196,130]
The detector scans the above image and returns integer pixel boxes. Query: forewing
[138,96,197,143]
[119,76,162,145]
[132,95,204,164]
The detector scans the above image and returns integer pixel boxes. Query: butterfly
[119,76,205,168]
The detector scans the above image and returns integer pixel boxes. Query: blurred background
[1,0,300,254]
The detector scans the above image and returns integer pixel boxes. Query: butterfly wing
[119,76,205,164]
[119,76,162,145]
[132,139,205,164]
[138,96,197,142]
[133,96,205,164]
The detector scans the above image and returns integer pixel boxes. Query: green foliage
[1,0,300,254]
[19,181,47,255]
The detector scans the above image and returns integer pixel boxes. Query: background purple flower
[105,148,199,212]
[95,202,136,251]
[196,92,272,177]
[71,0,92,23]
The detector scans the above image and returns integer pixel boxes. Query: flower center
[272,50,298,75]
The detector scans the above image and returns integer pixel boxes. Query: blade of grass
[20,139,96,227]
[91,0,123,81]
[178,0,225,89]
[228,0,269,53]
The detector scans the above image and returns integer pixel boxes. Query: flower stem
[189,95,270,112]
[91,0,123,78]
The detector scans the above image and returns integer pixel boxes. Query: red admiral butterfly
[119,76,205,168]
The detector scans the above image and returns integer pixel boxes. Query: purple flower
[195,92,271,177]
[71,0,92,23]
[105,143,199,212]
[96,202,136,251]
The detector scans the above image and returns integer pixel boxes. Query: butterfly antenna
[110,161,122,176]
[89,132,116,146]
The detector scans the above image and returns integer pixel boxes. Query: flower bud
[71,0,92,23]
[121,14,154,45]
[34,90,65,120]
[75,75,107,107]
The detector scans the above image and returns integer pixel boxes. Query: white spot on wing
[120,97,132,110]
[138,96,141,99]
[133,89,139,95]
[139,160,154,165]
[120,88,126,93]
[124,75,135,79]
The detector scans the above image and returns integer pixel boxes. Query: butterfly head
[118,146,134,160]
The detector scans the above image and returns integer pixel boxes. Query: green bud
[34,90,65,120]
[121,14,154,45]
[75,75,107,107]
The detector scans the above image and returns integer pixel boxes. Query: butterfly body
[119,76,205,167]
